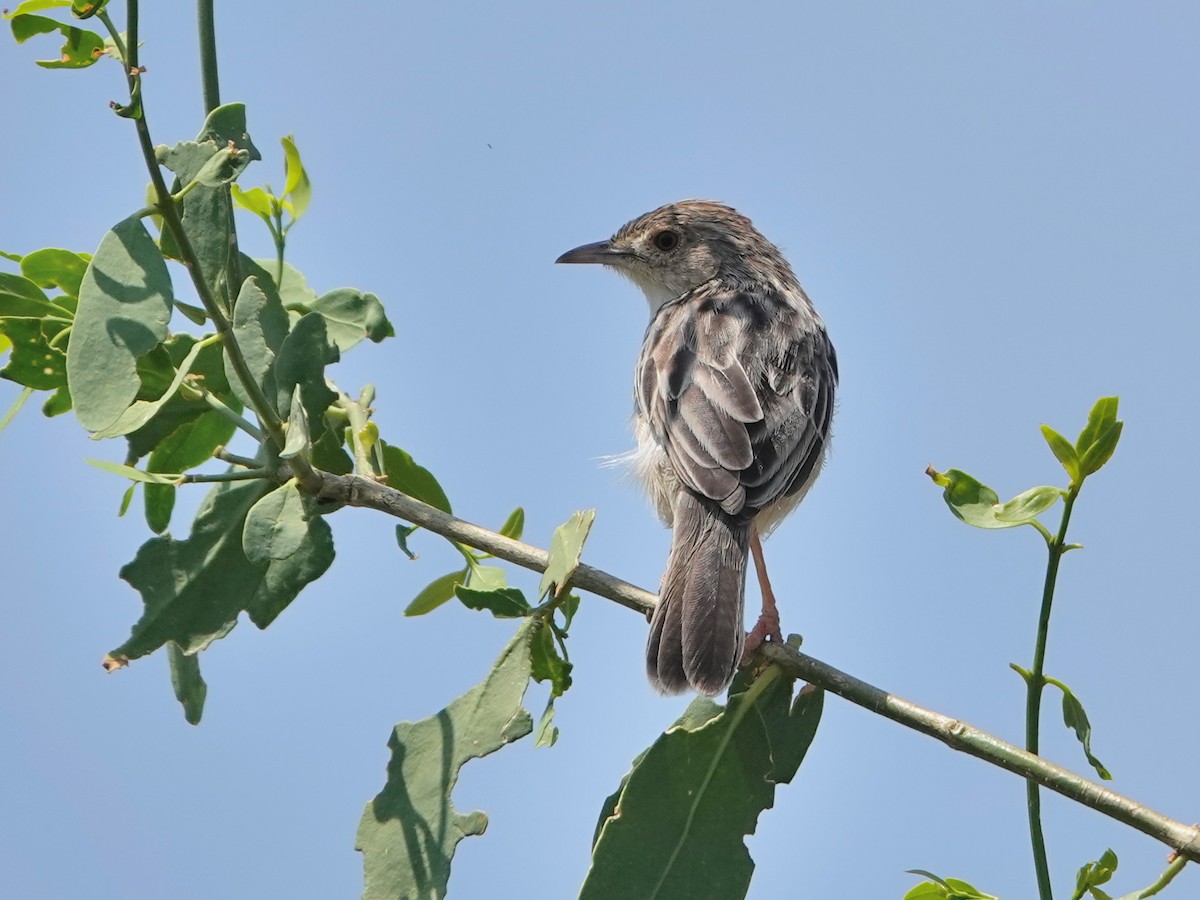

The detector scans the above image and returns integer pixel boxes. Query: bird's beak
[555,240,627,265]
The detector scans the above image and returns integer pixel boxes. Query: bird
[556,200,837,696]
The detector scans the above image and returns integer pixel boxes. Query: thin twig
[311,470,1200,863]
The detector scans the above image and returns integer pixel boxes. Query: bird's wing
[636,284,836,518]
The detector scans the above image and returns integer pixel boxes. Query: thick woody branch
[313,470,1200,863]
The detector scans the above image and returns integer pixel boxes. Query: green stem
[1025,486,1079,900]
[1134,856,1188,898]
[196,0,220,115]
[179,382,262,440]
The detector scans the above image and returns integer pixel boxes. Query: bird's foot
[740,608,783,665]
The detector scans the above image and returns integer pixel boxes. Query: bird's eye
[653,230,680,252]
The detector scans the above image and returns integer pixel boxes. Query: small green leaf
[41,384,71,416]
[1042,424,1081,481]
[381,442,452,514]
[243,480,309,565]
[534,698,559,748]
[280,135,311,220]
[904,871,999,900]
[530,621,572,696]
[68,216,173,433]
[193,146,251,187]
[928,468,1046,530]
[994,485,1062,524]
[404,568,466,617]
[280,384,311,460]
[225,274,288,413]
[299,288,393,351]
[117,483,136,517]
[558,592,581,632]
[394,525,419,560]
[87,459,178,484]
[253,258,317,307]
[231,184,273,218]
[0,317,68,390]
[3,2,72,18]
[455,585,530,619]
[498,506,525,540]
[167,642,206,725]
[539,509,595,598]
[356,623,535,900]
[90,336,209,438]
[19,248,89,298]
[1051,678,1112,780]
[195,102,261,163]
[157,141,231,290]
[1076,397,1119,456]
[0,270,70,318]
[1079,421,1122,478]
[1073,848,1118,900]
[273,311,337,437]
[465,563,506,591]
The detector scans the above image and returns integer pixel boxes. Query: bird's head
[556,200,794,311]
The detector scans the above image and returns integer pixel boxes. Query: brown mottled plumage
[557,201,836,695]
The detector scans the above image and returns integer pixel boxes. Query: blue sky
[3,2,1199,897]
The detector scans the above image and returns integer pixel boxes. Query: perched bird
[557,200,837,696]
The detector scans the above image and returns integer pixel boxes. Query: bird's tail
[646,492,749,696]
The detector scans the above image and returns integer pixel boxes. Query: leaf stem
[1025,485,1079,900]
[0,386,34,435]
[1133,855,1188,898]
[179,381,262,441]
[107,1,291,461]
[177,467,270,485]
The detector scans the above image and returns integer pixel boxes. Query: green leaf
[381,442,452,513]
[904,872,999,900]
[1051,678,1112,780]
[530,619,572,695]
[1076,397,1119,455]
[143,408,238,534]
[70,0,109,20]
[296,288,393,352]
[394,524,418,560]
[195,102,262,164]
[465,563,506,591]
[0,317,68,389]
[581,674,823,900]
[1079,421,1122,478]
[454,585,530,619]
[559,592,581,632]
[498,506,525,540]
[90,335,210,438]
[10,13,104,68]
[68,217,173,433]
[41,384,71,416]
[230,184,273,218]
[253,258,317,308]
[3,2,72,17]
[280,383,311,460]
[167,642,206,725]
[273,311,337,435]
[1042,424,1081,481]
[927,468,1054,530]
[356,623,535,900]
[113,479,335,661]
[224,274,288,413]
[994,485,1062,524]
[20,248,89,298]
[280,135,311,220]
[0,270,74,319]
[116,482,135,517]
[1073,848,1118,900]
[310,424,352,475]
[539,509,595,598]
[404,568,467,617]
[87,459,178,484]
[242,480,311,565]
[193,146,251,187]
[157,141,230,291]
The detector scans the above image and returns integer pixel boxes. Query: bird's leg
[742,527,783,661]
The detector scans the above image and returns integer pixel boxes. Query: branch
[312,470,1200,863]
